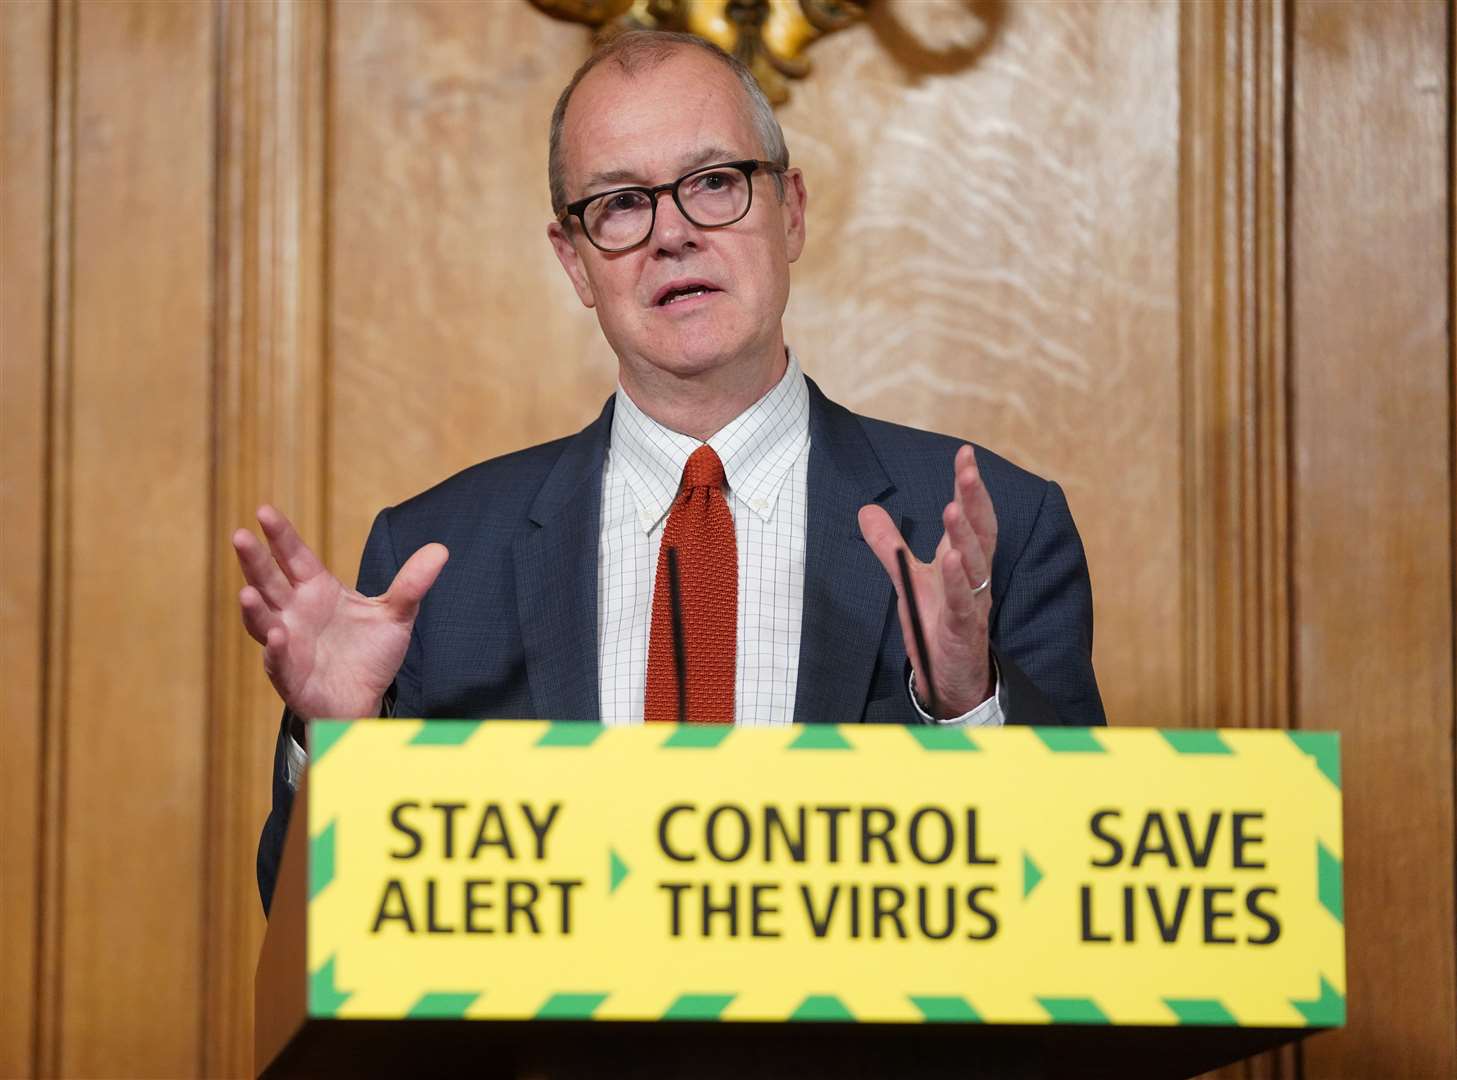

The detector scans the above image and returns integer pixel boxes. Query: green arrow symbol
[609,848,630,894]
[1023,852,1044,898]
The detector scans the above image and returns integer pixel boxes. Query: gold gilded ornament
[529,0,869,104]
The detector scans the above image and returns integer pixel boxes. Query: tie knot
[681,445,726,491]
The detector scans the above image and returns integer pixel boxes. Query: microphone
[667,546,687,724]
[895,547,939,720]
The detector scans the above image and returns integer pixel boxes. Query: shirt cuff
[908,661,1005,728]
[284,691,397,790]
[284,729,308,790]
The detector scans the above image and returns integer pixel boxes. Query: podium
[256,722,1345,1078]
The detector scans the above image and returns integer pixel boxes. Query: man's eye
[693,172,731,193]
[603,192,643,215]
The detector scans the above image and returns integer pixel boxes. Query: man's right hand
[232,505,449,722]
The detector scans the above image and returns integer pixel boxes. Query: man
[238,30,1104,914]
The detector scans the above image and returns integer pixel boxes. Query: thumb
[858,505,913,586]
[383,543,449,622]
[860,504,922,675]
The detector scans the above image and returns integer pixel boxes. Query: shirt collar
[609,350,810,533]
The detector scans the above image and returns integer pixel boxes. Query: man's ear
[547,221,596,309]
[780,168,807,264]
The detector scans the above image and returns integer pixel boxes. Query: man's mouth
[653,281,720,307]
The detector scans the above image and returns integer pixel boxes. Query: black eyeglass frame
[559,159,787,253]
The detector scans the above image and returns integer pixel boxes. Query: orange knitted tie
[644,445,737,723]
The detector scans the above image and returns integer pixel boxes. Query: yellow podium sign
[303,721,1344,1029]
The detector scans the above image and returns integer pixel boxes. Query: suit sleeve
[255,508,414,915]
[991,480,1106,727]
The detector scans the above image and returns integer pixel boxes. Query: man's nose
[649,189,699,252]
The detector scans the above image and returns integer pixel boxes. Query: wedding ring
[971,576,991,596]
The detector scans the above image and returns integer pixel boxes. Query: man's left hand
[858,444,997,718]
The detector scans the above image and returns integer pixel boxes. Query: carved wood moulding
[530,0,869,103]
[1178,0,1291,739]
[206,0,329,1074]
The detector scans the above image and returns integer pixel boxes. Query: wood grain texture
[0,2,53,1075]
[1180,0,1292,745]
[328,0,606,576]
[53,0,214,1073]
[1290,0,1455,1075]
[205,1,329,1075]
[35,2,75,1072]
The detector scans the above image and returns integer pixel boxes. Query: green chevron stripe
[1291,977,1345,1026]
[1023,852,1044,898]
[609,848,630,894]
[1318,842,1344,923]
[407,991,479,1018]
[309,720,351,764]
[788,726,853,751]
[662,725,734,749]
[1164,998,1238,1025]
[1287,731,1341,789]
[909,995,982,1023]
[662,993,735,1020]
[1037,997,1110,1024]
[906,726,981,752]
[408,720,483,746]
[1037,728,1101,752]
[535,722,606,748]
[1159,729,1233,755]
[309,819,337,900]
[536,992,609,1019]
[790,995,855,1021]
[1033,729,1106,753]
[308,954,351,1016]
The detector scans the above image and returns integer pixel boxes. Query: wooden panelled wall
[1,1,1452,1076]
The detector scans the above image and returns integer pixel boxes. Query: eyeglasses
[560,159,786,253]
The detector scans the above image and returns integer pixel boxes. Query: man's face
[548,49,807,393]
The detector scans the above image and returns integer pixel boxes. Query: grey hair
[548,29,790,217]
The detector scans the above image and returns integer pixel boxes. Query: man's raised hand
[857,444,997,719]
[232,505,448,721]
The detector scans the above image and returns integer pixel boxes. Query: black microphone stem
[895,547,939,721]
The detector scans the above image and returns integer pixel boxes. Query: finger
[232,527,292,609]
[930,446,978,565]
[939,548,980,629]
[257,504,327,586]
[858,505,925,669]
[239,585,283,645]
[953,446,998,560]
[383,543,450,622]
[942,500,991,595]
[262,625,289,685]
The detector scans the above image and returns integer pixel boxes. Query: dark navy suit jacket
[257,379,1104,911]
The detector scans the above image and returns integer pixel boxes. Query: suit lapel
[794,380,900,725]
[513,398,614,722]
